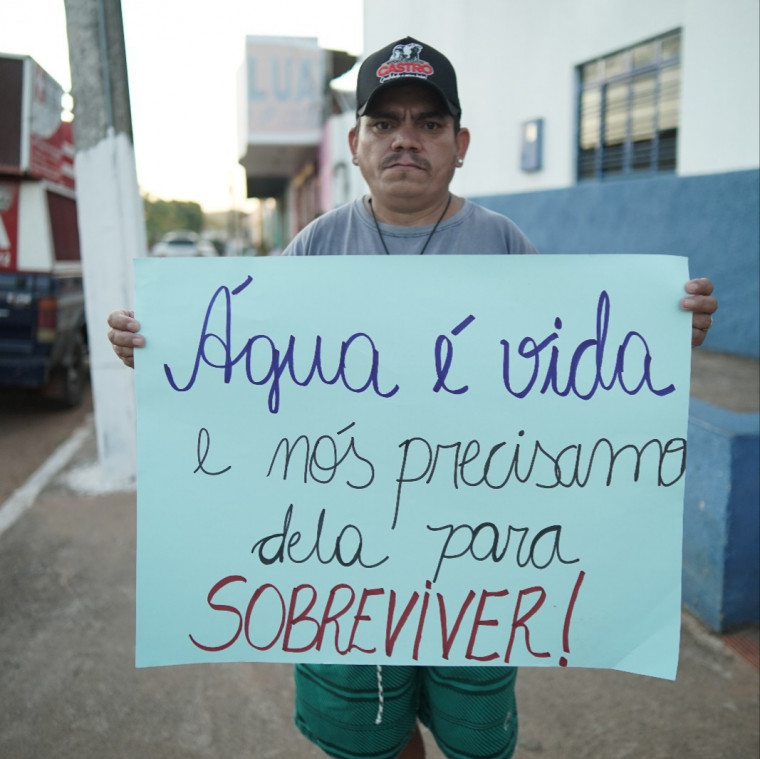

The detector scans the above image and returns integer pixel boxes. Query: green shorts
[294,664,518,759]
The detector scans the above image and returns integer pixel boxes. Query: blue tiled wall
[475,169,760,358]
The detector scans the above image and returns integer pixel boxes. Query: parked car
[150,230,217,257]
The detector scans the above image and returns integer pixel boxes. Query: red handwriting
[188,572,586,665]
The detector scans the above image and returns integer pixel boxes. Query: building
[237,36,356,253]
[362,0,759,360]
[238,3,758,358]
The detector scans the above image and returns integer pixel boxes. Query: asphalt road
[0,382,93,504]
[0,366,757,758]
[0,418,758,758]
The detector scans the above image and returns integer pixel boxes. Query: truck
[0,53,87,408]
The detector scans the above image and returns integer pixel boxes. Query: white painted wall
[363,0,759,196]
[17,183,53,271]
[678,0,760,176]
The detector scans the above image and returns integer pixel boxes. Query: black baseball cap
[356,37,461,118]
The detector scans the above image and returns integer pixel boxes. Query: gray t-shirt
[282,197,537,256]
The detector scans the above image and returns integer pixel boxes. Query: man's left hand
[681,278,718,348]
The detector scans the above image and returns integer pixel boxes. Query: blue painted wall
[475,169,760,358]
[683,399,760,631]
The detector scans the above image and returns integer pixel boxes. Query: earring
[456,157,464,166]
[352,156,359,166]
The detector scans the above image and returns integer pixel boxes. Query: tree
[143,196,204,245]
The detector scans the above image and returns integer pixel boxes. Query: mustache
[381,154,431,171]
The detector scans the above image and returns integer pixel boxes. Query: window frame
[576,30,682,182]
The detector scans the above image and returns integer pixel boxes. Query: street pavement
[0,349,758,759]
[1,422,758,759]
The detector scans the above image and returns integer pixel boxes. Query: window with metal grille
[577,30,681,180]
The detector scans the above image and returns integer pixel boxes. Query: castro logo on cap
[376,42,434,81]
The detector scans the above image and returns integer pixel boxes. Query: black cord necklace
[368,194,452,255]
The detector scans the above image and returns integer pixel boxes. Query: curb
[0,417,92,538]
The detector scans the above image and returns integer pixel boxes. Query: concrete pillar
[64,0,146,488]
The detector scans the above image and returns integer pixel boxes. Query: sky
[0,0,363,211]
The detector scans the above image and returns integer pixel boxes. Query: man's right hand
[107,310,145,368]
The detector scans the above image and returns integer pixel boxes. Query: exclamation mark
[559,570,585,667]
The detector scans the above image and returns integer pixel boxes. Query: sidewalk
[0,414,757,759]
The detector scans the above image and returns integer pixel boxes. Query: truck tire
[57,332,87,409]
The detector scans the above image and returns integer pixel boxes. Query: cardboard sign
[135,254,691,679]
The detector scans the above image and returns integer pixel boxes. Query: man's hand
[107,310,145,368]
[681,278,718,348]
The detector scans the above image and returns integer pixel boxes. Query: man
[281,37,536,260]
[108,36,717,759]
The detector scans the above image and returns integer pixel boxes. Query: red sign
[28,63,75,189]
